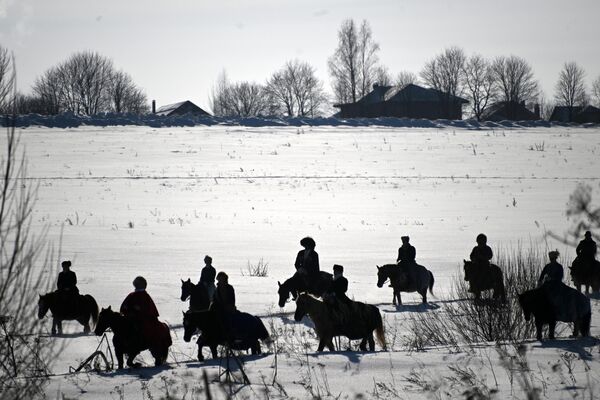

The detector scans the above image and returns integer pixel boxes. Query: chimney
[534,104,540,118]
[152,100,156,114]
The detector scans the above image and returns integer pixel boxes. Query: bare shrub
[242,258,269,277]
[0,68,59,399]
[405,245,549,350]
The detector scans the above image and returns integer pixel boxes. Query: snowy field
[13,125,600,398]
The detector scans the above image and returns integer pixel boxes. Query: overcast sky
[1,0,599,112]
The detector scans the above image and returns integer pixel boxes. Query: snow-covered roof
[155,101,188,116]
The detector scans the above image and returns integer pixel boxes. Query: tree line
[1,19,600,119]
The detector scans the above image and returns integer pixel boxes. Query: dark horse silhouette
[569,259,600,294]
[180,278,210,311]
[463,260,506,302]
[277,271,333,307]
[183,308,270,361]
[38,291,99,335]
[518,284,591,341]
[94,306,172,369]
[376,264,434,305]
[294,293,386,352]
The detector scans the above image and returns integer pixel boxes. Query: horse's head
[294,293,309,322]
[278,279,296,308]
[463,260,472,281]
[376,265,388,288]
[181,278,193,302]
[37,294,49,319]
[94,306,114,336]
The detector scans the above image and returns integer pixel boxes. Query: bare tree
[462,54,495,121]
[328,19,380,104]
[490,55,539,105]
[210,73,270,117]
[0,45,15,114]
[209,70,231,117]
[31,51,147,115]
[420,46,466,118]
[395,71,418,89]
[554,62,587,121]
[537,95,555,121]
[373,66,392,87]
[107,70,148,114]
[0,59,59,400]
[591,75,600,108]
[265,63,297,116]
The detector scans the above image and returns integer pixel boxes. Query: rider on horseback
[573,231,597,274]
[120,276,162,348]
[397,236,417,289]
[325,264,351,305]
[294,237,320,293]
[538,250,564,286]
[470,233,493,268]
[213,272,236,314]
[57,260,79,314]
[199,255,216,301]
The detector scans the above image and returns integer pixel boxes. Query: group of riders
[52,231,597,343]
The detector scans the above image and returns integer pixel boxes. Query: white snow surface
[8,125,600,399]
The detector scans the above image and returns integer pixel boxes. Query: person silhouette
[470,233,493,268]
[294,236,320,291]
[538,250,563,286]
[397,236,417,288]
[57,260,79,294]
[213,272,236,314]
[120,276,161,346]
[199,255,216,301]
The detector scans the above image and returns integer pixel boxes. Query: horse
[277,271,333,307]
[518,283,591,341]
[294,293,386,352]
[94,306,172,369]
[180,278,210,311]
[183,308,270,361]
[463,260,506,302]
[569,259,600,294]
[38,291,99,335]
[376,263,434,305]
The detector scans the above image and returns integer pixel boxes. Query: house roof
[482,101,537,121]
[155,100,209,116]
[334,83,468,108]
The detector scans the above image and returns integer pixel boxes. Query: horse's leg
[359,338,367,351]
[317,338,326,352]
[474,291,481,300]
[368,335,375,352]
[196,337,205,361]
[115,347,124,369]
[392,290,397,306]
[396,291,402,306]
[535,319,543,341]
[420,288,427,304]
[572,321,580,338]
[127,351,141,368]
[78,316,90,333]
[548,321,556,340]
[51,318,57,335]
[327,339,335,352]
[251,341,261,355]
[210,345,218,359]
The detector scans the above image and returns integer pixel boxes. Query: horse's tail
[428,271,434,295]
[87,295,99,328]
[373,307,387,351]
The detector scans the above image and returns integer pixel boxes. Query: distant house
[481,101,539,121]
[333,83,469,120]
[550,105,600,123]
[153,100,210,117]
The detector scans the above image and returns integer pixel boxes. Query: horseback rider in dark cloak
[573,231,597,275]
[538,250,564,286]
[397,236,417,288]
[324,264,352,327]
[57,260,79,313]
[470,233,493,268]
[120,276,168,348]
[199,255,216,301]
[294,236,320,293]
[213,272,236,314]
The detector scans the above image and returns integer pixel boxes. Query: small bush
[242,258,269,277]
